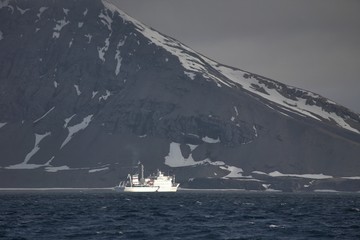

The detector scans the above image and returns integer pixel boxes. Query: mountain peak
[0,0,359,191]
[103,0,360,135]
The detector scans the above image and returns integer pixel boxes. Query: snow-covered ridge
[101,0,233,88]
[210,64,360,134]
[101,0,359,134]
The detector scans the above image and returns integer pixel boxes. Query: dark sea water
[0,191,359,239]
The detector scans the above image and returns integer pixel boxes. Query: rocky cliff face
[0,0,359,191]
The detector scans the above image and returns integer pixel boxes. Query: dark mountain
[0,0,359,191]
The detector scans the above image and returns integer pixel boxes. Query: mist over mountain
[0,0,359,191]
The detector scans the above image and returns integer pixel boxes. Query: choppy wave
[0,192,359,239]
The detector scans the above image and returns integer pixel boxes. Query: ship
[115,164,180,192]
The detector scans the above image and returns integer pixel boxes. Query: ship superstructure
[115,164,179,192]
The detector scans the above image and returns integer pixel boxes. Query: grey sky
[111,0,360,113]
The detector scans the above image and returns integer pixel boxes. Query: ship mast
[139,163,145,185]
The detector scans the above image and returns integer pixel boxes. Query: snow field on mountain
[165,142,246,179]
[213,65,359,134]
[61,114,93,149]
[101,0,359,134]
[5,132,51,169]
[102,0,233,88]
[165,142,360,180]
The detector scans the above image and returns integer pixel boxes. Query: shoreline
[0,187,359,194]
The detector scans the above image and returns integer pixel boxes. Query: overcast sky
[111,0,360,113]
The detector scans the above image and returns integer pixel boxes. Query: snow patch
[165,142,223,167]
[61,115,93,149]
[83,8,88,16]
[184,71,196,80]
[16,6,29,14]
[165,142,252,180]
[342,176,360,180]
[69,38,73,48]
[37,7,48,20]
[314,189,339,193]
[74,84,81,95]
[268,171,333,179]
[52,18,69,39]
[63,8,69,15]
[89,167,109,173]
[54,81,58,88]
[165,142,228,169]
[202,136,220,143]
[265,188,282,192]
[45,165,70,172]
[252,171,267,175]
[98,37,110,61]
[5,163,43,170]
[253,125,258,137]
[97,8,113,62]
[33,106,55,123]
[44,156,54,166]
[0,30,4,41]
[186,133,199,138]
[188,144,198,151]
[0,122,7,128]
[234,106,239,116]
[78,22,83,28]
[231,106,239,122]
[5,132,51,169]
[99,9,113,31]
[98,90,111,101]
[114,38,126,75]
[63,114,76,128]
[114,51,122,75]
[85,34,92,43]
[92,91,98,99]
[220,165,244,178]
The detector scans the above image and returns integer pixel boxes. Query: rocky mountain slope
[0,0,359,191]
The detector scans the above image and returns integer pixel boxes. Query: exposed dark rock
[0,0,359,191]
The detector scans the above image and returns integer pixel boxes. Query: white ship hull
[115,184,179,192]
[115,165,180,193]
